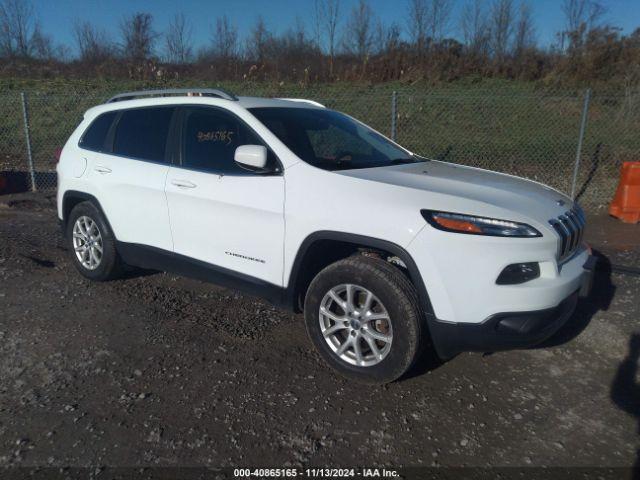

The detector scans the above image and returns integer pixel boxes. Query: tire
[66,201,123,281]
[304,254,426,384]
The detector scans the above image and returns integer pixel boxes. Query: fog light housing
[496,262,540,285]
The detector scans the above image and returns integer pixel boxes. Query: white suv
[57,88,595,383]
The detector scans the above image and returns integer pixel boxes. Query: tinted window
[79,111,117,152]
[182,107,276,175]
[249,107,419,171]
[113,107,174,162]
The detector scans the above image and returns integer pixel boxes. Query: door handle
[94,165,112,174]
[171,179,197,188]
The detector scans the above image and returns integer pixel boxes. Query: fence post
[390,90,397,141]
[570,88,591,199]
[20,92,36,192]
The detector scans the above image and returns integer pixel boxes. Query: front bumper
[425,254,596,359]
[428,290,579,359]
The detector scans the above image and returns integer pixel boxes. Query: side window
[182,107,276,175]
[113,107,175,162]
[79,111,117,152]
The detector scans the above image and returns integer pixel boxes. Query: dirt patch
[0,193,639,471]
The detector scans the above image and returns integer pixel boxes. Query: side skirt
[115,242,288,309]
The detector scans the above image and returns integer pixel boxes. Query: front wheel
[304,255,426,384]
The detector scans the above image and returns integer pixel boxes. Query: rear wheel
[304,255,425,383]
[66,201,123,281]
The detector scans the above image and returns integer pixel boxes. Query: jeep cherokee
[57,88,595,383]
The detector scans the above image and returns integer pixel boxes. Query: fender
[284,231,435,318]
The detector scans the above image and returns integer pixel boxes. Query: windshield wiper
[390,157,419,165]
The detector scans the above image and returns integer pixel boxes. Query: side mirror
[234,145,268,172]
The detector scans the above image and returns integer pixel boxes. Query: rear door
[164,106,285,287]
[85,106,176,251]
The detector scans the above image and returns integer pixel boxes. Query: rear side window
[113,107,175,162]
[79,111,117,152]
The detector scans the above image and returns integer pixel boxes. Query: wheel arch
[285,231,435,319]
[61,190,116,239]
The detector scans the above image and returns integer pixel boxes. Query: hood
[337,160,574,226]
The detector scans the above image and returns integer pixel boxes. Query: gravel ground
[0,193,639,476]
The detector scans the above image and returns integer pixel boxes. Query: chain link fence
[1,86,638,210]
[0,92,31,193]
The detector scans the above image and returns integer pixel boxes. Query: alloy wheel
[72,215,103,270]
[318,284,393,367]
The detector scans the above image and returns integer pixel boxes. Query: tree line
[0,0,638,86]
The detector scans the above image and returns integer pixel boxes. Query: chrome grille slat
[573,206,586,247]
[549,206,585,263]
[570,210,584,248]
[565,211,580,251]
[548,220,566,259]
[559,215,574,256]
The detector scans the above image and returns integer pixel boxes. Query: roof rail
[106,88,238,104]
[278,98,326,108]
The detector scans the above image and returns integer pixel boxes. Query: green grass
[1,77,638,208]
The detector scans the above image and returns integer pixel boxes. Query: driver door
[164,106,285,287]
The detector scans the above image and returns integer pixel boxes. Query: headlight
[421,210,541,237]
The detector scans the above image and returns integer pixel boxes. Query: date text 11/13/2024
[233,467,400,478]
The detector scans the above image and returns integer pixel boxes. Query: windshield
[248,107,421,171]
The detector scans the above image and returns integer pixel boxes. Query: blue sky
[33,0,640,56]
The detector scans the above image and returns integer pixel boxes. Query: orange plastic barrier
[609,161,640,223]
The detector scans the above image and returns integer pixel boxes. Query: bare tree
[0,0,35,57]
[461,0,490,55]
[29,21,53,59]
[246,16,271,62]
[514,1,536,56]
[490,0,515,60]
[563,0,585,33]
[374,20,401,55]
[562,0,605,33]
[0,0,62,60]
[74,20,113,62]
[342,0,374,62]
[407,0,452,53]
[312,0,322,49]
[560,0,606,50]
[0,8,11,56]
[427,0,453,44]
[290,16,307,50]
[406,0,428,54]
[279,16,318,62]
[314,0,340,75]
[165,13,192,63]
[211,15,237,60]
[120,12,158,61]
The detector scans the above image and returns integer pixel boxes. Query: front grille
[548,207,586,262]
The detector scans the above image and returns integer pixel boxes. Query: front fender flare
[285,231,435,319]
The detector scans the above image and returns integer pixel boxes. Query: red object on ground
[0,172,6,194]
[609,161,640,224]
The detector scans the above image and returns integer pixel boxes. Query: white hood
[337,160,574,226]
